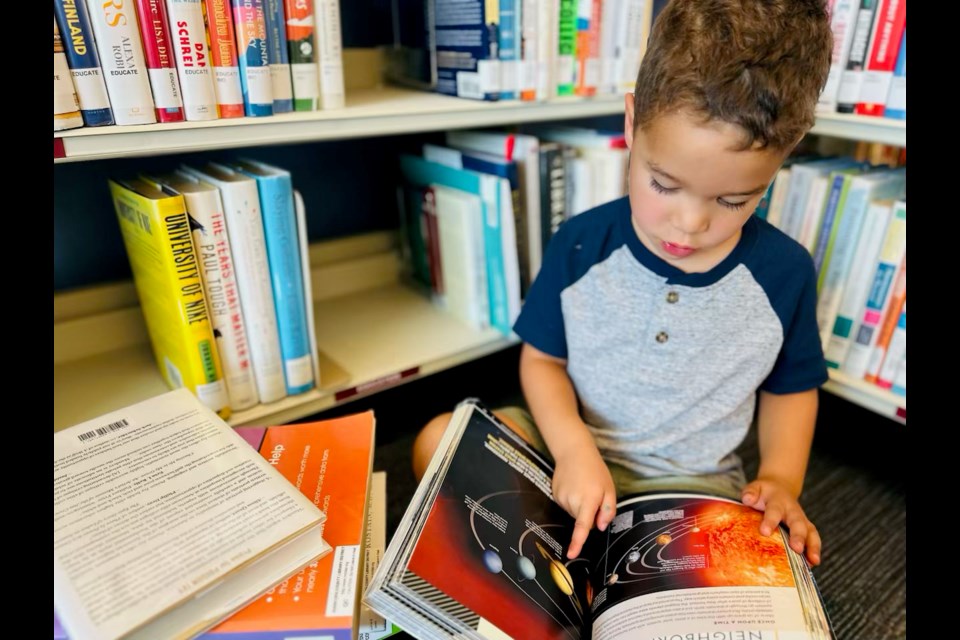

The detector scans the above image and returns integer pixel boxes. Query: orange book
[864,257,906,384]
[203,410,377,640]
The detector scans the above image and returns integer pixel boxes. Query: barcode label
[77,418,130,442]
[456,71,484,100]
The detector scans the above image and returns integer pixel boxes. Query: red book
[134,0,186,122]
[854,0,905,117]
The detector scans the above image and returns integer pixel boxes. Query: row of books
[54,388,401,640]
[397,126,628,335]
[108,159,321,420]
[388,0,654,102]
[818,0,906,120]
[53,0,345,131]
[758,153,907,397]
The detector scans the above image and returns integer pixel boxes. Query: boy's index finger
[567,498,601,558]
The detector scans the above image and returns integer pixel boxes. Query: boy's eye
[649,178,677,194]
[718,198,748,211]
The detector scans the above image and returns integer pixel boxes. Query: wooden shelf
[53,87,626,163]
[809,112,906,147]
[822,368,906,425]
[54,281,519,432]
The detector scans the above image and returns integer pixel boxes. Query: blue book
[498,0,519,100]
[233,159,315,396]
[400,154,512,335]
[232,0,274,116]
[263,0,294,113]
[434,0,500,100]
[884,29,905,120]
[53,0,114,126]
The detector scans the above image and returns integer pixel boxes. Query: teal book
[234,159,315,395]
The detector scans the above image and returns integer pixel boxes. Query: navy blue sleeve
[512,226,573,359]
[760,254,830,394]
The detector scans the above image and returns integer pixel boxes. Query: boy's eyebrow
[648,162,767,197]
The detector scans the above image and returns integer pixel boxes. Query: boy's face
[623,95,788,274]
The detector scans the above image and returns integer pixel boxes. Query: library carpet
[311,346,906,640]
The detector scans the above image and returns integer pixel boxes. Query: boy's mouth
[661,241,695,258]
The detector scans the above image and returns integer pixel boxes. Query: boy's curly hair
[633,0,833,151]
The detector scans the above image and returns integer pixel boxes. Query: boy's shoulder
[745,216,817,277]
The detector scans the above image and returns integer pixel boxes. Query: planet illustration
[482,549,503,573]
[627,550,640,563]
[517,555,536,581]
[656,533,673,545]
[691,526,701,533]
[607,573,618,585]
[534,541,577,600]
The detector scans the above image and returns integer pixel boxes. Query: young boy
[414,0,833,567]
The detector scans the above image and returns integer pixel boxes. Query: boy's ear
[624,94,635,150]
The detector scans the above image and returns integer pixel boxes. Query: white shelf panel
[809,112,906,147]
[822,368,906,425]
[54,283,518,432]
[54,87,626,163]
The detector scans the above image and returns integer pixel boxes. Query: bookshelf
[53,48,906,430]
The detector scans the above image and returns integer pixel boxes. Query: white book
[293,189,322,387]
[798,175,830,253]
[181,163,288,404]
[779,158,859,242]
[166,0,220,121]
[818,0,861,113]
[519,0,538,99]
[536,0,558,100]
[835,4,877,110]
[822,199,893,360]
[890,353,906,397]
[620,0,650,91]
[155,171,261,411]
[433,185,490,330]
[314,0,345,109]
[54,388,329,640]
[864,259,906,382]
[841,200,905,378]
[765,167,792,229]
[568,156,594,216]
[497,177,523,328]
[875,300,905,390]
[84,0,157,125]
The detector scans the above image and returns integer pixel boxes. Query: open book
[364,399,833,640]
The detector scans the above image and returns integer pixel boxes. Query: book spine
[807,175,842,272]
[251,172,315,395]
[598,0,620,95]
[434,0,501,101]
[883,29,905,120]
[853,0,904,116]
[878,304,905,391]
[203,0,246,118]
[619,0,648,92]
[109,181,231,418]
[85,0,157,125]
[835,0,878,113]
[535,0,557,99]
[53,0,115,126]
[54,17,85,131]
[231,0,274,115]
[498,0,519,100]
[315,0,345,108]
[283,0,320,111]
[519,0,537,100]
[556,0,576,95]
[293,190,321,386]
[841,201,905,378]
[166,0,220,120]
[764,168,791,229]
[134,0,186,123]
[574,0,600,96]
[864,259,905,383]
[182,188,260,410]
[422,186,444,295]
[817,0,861,113]
[263,0,294,113]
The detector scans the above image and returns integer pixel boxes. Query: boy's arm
[520,343,616,559]
[742,388,822,565]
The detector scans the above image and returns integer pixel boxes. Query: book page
[406,408,588,640]
[587,494,828,640]
[53,389,323,640]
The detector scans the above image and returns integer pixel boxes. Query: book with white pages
[432,184,490,331]
[180,163,288,404]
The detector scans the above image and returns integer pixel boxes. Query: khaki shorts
[495,406,746,501]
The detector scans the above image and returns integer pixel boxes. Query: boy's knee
[412,412,454,480]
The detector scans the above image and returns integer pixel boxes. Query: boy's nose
[672,204,710,235]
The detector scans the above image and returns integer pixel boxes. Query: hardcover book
[365,400,834,640]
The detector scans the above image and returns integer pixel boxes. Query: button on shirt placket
[655,288,680,345]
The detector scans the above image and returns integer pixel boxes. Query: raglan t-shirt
[513,196,828,478]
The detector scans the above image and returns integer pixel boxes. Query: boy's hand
[741,478,821,566]
[552,444,617,560]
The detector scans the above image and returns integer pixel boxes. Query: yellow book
[108,177,231,420]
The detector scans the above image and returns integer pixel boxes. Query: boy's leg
[412,406,547,481]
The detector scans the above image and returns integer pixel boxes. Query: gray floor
[315,346,906,639]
